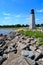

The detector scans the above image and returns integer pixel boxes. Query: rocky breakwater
[0,32,43,65]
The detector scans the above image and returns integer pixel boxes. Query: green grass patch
[19,30,43,38]
[19,30,43,45]
[39,39,43,45]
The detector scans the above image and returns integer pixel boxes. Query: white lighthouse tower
[30,9,35,29]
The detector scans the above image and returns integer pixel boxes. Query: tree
[41,24,43,26]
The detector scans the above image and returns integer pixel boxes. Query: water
[0,29,14,35]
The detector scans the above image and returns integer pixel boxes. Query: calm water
[0,29,14,34]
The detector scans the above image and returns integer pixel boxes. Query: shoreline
[0,31,43,65]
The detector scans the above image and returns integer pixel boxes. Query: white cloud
[13,14,29,18]
[25,18,29,20]
[15,14,21,18]
[2,19,12,25]
[1,13,30,25]
[4,17,10,19]
[3,12,10,16]
[37,9,43,12]
[23,17,30,24]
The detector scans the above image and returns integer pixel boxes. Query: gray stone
[0,56,7,65]
[0,56,3,64]
[36,49,41,53]
[29,45,36,51]
[7,57,29,65]
[0,49,3,56]
[37,58,43,65]
[3,54,8,58]
[23,58,35,65]
[21,50,35,58]
[34,50,42,61]
[0,34,3,36]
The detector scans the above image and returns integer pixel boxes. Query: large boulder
[21,50,35,59]
[0,56,3,65]
[37,58,43,65]
[0,34,3,36]
[34,49,43,61]
[29,45,36,51]
[0,49,4,56]
[23,58,38,65]
[0,56,7,65]
[3,54,8,58]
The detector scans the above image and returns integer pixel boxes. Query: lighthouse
[30,9,35,29]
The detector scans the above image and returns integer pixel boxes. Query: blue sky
[0,0,43,25]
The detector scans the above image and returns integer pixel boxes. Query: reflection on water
[0,29,14,34]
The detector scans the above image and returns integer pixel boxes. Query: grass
[39,39,43,45]
[19,30,43,38]
[19,30,43,45]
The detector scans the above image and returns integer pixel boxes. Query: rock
[0,34,3,36]
[21,36,27,40]
[4,46,17,54]
[0,56,7,65]
[28,39,31,43]
[14,49,17,54]
[38,46,43,55]
[29,45,36,51]
[39,46,43,50]
[0,41,6,47]
[36,49,43,55]
[7,57,29,65]
[21,50,35,59]
[12,43,18,48]
[24,57,36,65]
[15,32,21,36]
[34,50,43,61]
[6,32,16,40]
[3,54,8,58]
[37,58,43,65]
[36,49,41,53]
[30,39,37,45]
[0,49,4,56]
[6,35,12,40]
[0,38,4,44]
[0,56,3,65]
[23,45,31,51]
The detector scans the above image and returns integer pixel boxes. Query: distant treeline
[36,24,43,27]
[0,24,29,28]
[0,24,43,28]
